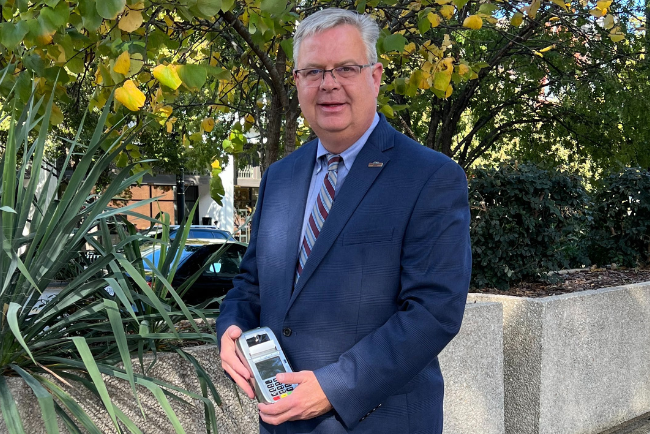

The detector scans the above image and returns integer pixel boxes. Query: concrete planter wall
[469,282,650,434]
[0,302,504,434]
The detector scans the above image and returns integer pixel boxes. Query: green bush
[469,163,591,289]
[588,167,650,267]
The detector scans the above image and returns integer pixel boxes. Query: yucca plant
[0,76,222,433]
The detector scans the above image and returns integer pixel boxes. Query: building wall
[199,155,235,233]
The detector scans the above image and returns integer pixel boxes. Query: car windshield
[141,245,203,270]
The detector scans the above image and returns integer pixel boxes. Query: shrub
[469,163,591,290]
[0,84,221,431]
[588,167,650,267]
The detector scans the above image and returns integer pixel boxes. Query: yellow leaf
[404,42,416,54]
[485,16,498,24]
[445,84,453,98]
[94,68,103,85]
[114,51,130,75]
[119,9,143,33]
[166,117,177,133]
[511,12,524,26]
[439,5,455,19]
[603,14,614,29]
[596,0,612,9]
[539,44,555,52]
[156,105,173,118]
[428,12,441,27]
[245,113,255,125]
[549,16,560,21]
[153,64,182,90]
[609,27,625,42]
[50,104,63,125]
[115,80,146,111]
[202,117,215,132]
[457,63,470,75]
[164,15,174,28]
[528,0,540,18]
[463,15,483,29]
[435,0,452,4]
[211,160,221,169]
[441,57,455,72]
[590,8,604,17]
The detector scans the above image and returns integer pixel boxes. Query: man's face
[295,25,383,150]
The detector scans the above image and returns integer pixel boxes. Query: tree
[0,0,641,176]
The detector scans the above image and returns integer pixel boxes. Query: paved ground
[600,412,650,434]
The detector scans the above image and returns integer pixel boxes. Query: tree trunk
[263,94,282,173]
[284,95,301,156]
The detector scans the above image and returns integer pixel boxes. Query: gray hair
[293,8,380,68]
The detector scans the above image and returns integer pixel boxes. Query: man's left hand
[258,371,332,425]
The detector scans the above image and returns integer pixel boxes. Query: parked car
[139,239,247,305]
[142,225,236,241]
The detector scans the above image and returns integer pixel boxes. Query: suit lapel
[288,118,394,310]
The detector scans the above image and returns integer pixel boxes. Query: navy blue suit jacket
[217,115,471,433]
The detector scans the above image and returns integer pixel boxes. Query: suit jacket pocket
[343,228,394,245]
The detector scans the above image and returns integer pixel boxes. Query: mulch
[472,268,650,298]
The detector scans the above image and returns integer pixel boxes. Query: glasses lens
[334,66,361,78]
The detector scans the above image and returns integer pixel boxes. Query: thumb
[227,325,242,339]
[276,371,305,384]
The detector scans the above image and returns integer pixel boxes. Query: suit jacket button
[282,327,292,337]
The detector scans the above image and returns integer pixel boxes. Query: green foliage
[469,163,591,289]
[0,82,220,432]
[588,167,650,267]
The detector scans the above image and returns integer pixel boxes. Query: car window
[188,229,213,238]
[202,246,245,276]
[141,245,202,270]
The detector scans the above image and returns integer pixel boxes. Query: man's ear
[372,62,383,95]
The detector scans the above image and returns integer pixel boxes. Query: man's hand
[258,371,333,425]
[220,325,255,399]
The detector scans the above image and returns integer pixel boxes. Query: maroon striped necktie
[295,154,342,283]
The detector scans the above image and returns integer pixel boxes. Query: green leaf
[478,3,498,15]
[23,54,45,76]
[40,1,70,32]
[453,0,469,7]
[221,0,234,11]
[78,0,103,31]
[280,38,293,61]
[260,0,287,16]
[433,72,451,91]
[0,206,16,213]
[104,300,143,417]
[382,34,407,52]
[71,337,121,431]
[177,64,207,91]
[0,22,29,50]
[96,0,126,20]
[0,376,26,434]
[418,16,431,34]
[210,169,224,206]
[10,366,59,434]
[191,0,222,18]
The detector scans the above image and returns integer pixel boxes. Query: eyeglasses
[293,64,375,87]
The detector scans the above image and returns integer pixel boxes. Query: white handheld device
[235,327,296,403]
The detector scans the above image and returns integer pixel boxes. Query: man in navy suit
[216,8,471,433]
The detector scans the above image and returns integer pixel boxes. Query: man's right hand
[220,325,255,399]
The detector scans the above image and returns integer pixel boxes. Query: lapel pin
[368,161,384,168]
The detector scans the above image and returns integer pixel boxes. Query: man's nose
[319,70,340,90]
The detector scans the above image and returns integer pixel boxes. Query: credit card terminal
[235,327,296,404]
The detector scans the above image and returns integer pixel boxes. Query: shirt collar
[315,113,380,173]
